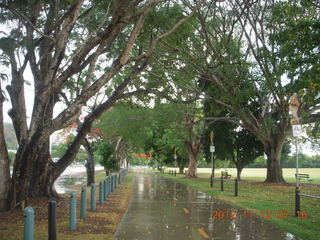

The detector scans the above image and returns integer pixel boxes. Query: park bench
[295,173,313,183]
[221,171,231,179]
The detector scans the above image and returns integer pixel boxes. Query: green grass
[158,169,320,240]
[166,168,320,184]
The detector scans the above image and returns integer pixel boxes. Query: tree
[0,79,10,211]
[0,0,205,210]
[140,101,205,177]
[95,141,118,175]
[231,129,264,180]
[56,121,103,186]
[204,115,264,180]
[161,0,319,182]
[97,102,194,175]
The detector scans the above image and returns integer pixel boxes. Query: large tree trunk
[8,132,53,208]
[177,157,185,174]
[28,141,58,198]
[179,165,184,174]
[83,139,95,186]
[264,137,285,183]
[26,92,57,198]
[187,151,198,178]
[7,116,86,208]
[233,155,243,181]
[0,84,11,212]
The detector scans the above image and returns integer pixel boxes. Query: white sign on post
[210,146,215,153]
[292,125,302,137]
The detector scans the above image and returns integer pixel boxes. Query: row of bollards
[23,168,129,240]
[210,176,239,197]
[168,170,177,176]
[220,176,238,197]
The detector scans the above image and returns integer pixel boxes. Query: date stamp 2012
[211,209,308,220]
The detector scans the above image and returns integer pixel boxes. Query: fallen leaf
[183,208,190,214]
[197,228,210,239]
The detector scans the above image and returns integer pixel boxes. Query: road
[54,165,104,193]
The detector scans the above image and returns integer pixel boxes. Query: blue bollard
[104,179,107,200]
[69,191,77,230]
[24,206,34,240]
[99,181,103,204]
[117,174,119,187]
[110,175,113,193]
[80,186,87,219]
[110,176,113,192]
[106,177,110,197]
[91,183,96,211]
[102,180,106,202]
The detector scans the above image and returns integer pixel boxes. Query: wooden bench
[221,171,231,179]
[295,173,313,183]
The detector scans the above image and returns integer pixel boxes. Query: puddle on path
[115,169,300,240]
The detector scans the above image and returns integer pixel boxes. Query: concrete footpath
[114,169,299,240]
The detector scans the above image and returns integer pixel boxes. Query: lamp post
[210,131,215,187]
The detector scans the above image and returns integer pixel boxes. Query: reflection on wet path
[115,169,299,240]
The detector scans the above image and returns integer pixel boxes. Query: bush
[95,141,119,174]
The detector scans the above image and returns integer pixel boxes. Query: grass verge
[0,171,133,240]
[158,170,320,240]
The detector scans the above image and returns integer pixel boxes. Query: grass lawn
[160,168,320,240]
[0,171,133,240]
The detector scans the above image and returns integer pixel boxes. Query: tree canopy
[0,0,319,212]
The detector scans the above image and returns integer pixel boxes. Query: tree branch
[0,3,55,43]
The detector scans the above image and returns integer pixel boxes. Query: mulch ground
[0,174,133,240]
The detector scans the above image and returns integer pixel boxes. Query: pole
[295,138,299,189]
[210,150,213,187]
[235,179,238,197]
[48,199,57,240]
[220,176,223,192]
[210,131,214,188]
[295,188,300,217]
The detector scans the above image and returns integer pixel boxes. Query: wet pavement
[115,169,300,240]
[54,165,104,193]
